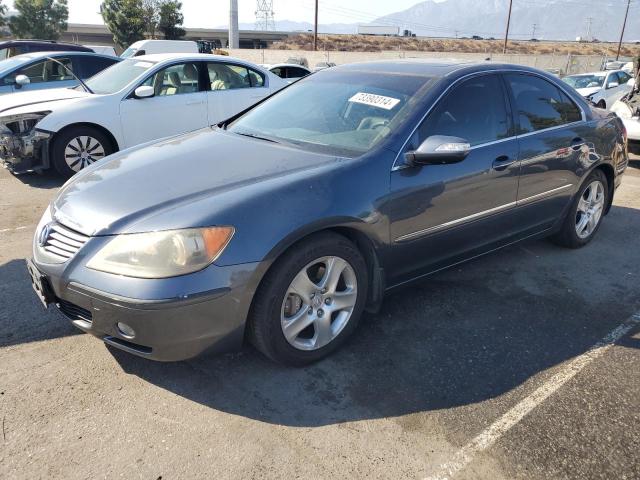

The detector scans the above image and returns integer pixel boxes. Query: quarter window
[207,63,264,90]
[142,62,200,96]
[417,74,510,147]
[505,73,581,133]
[13,58,74,83]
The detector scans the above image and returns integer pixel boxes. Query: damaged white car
[0,53,285,177]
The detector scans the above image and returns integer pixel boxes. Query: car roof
[8,51,120,61]
[333,59,518,77]
[133,52,263,66]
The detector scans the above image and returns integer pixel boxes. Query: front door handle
[186,100,204,106]
[492,155,516,171]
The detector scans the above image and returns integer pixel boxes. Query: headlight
[86,227,235,278]
[0,111,51,135]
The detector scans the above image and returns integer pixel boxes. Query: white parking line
[424,313,640,480]
[0,226,30,234]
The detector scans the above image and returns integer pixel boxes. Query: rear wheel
[248,232,368,366]
[51,126,114,178]
[551,169,608,248]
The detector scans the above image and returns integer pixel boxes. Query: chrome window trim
[393,184,574,243]
[391,68,588,172]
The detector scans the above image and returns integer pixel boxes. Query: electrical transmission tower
[255,0,276,31]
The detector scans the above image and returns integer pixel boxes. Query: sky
[6,0,437,28]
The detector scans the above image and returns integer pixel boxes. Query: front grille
[42,222,89,262]
[57,299,92,323]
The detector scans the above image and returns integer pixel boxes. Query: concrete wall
[228,48,608,75]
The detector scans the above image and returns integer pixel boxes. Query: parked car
[84,45,117,57]
[120,40,199,58]
[0,51,120,95]
[314,61,336,72]
[562,70,634,109]
[285,56,309,68]
[0,53,286,176]
[264,63,312,83]
[611,92,640,154]
[26,61,628,365]
[0,40,93,61]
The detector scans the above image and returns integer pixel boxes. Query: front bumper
[30,233,262,361]
[0,128,52,173]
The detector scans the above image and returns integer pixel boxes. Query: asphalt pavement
[1,157,639,479]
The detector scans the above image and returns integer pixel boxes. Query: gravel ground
[1,157,639,480]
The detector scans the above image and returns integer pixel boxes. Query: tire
[248,232,368,366]
[51,126,115,178]
[550,169,608,249]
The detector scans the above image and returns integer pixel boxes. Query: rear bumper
[0,128,52,173]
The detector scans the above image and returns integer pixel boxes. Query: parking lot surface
[1,158,639,479]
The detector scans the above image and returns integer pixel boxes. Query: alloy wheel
[575,180,605,239]
[64,136,106,172]
[281,256,358,351]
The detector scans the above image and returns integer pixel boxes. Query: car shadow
[109,203,640,427]
[0,259,79,348]
[10,169,65,190]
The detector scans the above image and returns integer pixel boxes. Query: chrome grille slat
[40,222,89,262]
[49,231,84,247]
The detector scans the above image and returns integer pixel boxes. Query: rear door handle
[186,100,204,106]
[492,155,516,171]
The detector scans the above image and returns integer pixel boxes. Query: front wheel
[248,232,368,366]
[51,126,115,178]
[551,169,608,248]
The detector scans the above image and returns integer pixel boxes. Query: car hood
[576,86,601,98]
[0,87,91,115]
[52,128,341,236]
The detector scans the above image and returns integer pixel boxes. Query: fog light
[117,322,135,339]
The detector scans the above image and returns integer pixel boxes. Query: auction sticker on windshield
[348,92,401,110]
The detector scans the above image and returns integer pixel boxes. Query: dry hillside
[272,34,640,57]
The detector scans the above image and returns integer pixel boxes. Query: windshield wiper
[233,131,281,144]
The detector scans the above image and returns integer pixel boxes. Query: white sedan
[562,70,634,110]
[0,53,287,177]
[262,63,312,84]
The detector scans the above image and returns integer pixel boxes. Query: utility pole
[313,0,319,51]
[616,0,631,60]
[229,0,239,49]
[531,23,537,40]
[586,16,593,42]
[503,0,513,54]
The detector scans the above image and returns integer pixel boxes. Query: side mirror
[15,74,30,88]
[405,135,470,166]
[607,81,619,89]
[134,85,155,99]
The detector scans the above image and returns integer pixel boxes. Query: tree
[100,0,146,49]
[141,0,159,39]
[0,2,7,32]
[158,0,185,40]
[9,0,69,40]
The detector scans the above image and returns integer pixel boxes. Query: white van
[120,40,199,58]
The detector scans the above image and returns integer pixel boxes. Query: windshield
[228,70,434,156]
[83,58,156,94]
[562,74,605,89]
[120,47,139,59]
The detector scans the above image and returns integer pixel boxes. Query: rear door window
[417,74,510,147]
[504,73,582,134]
[207,63,264,89]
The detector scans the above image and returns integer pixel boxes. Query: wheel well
[51,123,119,153]
[594,163,615,214]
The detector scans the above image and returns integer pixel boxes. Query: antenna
[255,0,276,31]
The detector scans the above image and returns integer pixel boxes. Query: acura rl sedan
[28,61,629,366]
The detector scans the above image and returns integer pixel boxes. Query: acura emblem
[38,223,52,247]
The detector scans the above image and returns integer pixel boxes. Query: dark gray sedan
[27,61,629,365]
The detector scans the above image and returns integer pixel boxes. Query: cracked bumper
[0,128,52,173]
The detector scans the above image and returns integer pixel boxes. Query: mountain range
[233,0,640,42]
